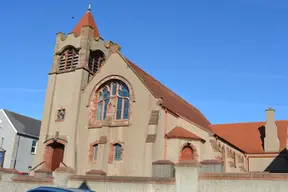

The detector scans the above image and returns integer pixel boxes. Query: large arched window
[95,80,130,121]
[88,50,105,74]
[58,47,79,72]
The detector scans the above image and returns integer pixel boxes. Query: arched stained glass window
[95,80,130,121]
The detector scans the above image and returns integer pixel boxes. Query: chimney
[264,108,280,152]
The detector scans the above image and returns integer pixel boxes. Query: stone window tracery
[93,80,130,121]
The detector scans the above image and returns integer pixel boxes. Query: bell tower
[33,4,111,172]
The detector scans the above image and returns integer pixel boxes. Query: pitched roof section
[3,109,41,138]
[125,59,211,131]
[166,126,204,141]
[72,10,100,39]
[210,120,288,154]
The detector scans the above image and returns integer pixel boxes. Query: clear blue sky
[0,0,288,124]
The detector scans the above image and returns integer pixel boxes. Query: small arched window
[180,145,194,161]
[59,47,79,72]
[114,143,122,161]
[93,144,98,161]
[95,80,130,121]
[88,50,105,74]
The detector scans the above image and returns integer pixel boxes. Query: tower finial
[88,3,92,12]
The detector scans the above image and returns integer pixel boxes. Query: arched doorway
[44,142,65,171]
[180,145,194,161]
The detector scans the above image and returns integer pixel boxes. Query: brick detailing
[179,143,198,161]
[88,75,135,128]
[210,139,221,152]
[88,136,107,163]
[148,110,159,125]
[108,141,124,164]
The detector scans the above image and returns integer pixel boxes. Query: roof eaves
[1,109,18,133]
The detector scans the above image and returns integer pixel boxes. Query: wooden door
[50,142,65,171]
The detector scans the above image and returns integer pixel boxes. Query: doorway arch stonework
[43,139,67,171]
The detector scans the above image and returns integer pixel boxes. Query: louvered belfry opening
[88,50,105,74]
[58,48,79,72]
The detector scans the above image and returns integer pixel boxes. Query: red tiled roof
[125,59,212,131]
[166,126,204,141]
[210,121,288,154]
[72,10,100,39]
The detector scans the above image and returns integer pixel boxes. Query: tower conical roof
[72,5,100,38]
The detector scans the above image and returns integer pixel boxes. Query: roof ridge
[211,120,288,126]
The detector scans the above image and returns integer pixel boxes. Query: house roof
[72,9,100,39]
[166,126,204,141]
[3,109,41,138]
[210,120,288,154]
[125,59,212,131]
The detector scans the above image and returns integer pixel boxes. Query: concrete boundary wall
[1,161,288,191]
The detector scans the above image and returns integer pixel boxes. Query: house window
[58,47,79,72]
[114,143,122,161]
[31,140,37,155]
[56,109,66,121]
[95,80,130,121]
[88,50,105,74]
[93,144,98,161]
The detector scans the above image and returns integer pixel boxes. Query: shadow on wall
[258,126,288,173]
[264,149,288,173]
[258,126,265,150]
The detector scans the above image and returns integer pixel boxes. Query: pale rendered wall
[0,110,17,169]
[249,157,274,172]
[77,53,158,176]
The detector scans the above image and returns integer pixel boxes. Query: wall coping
[34,168,52,173]
[200,159,223,165]
[199,172,288,181]
[152,160,175,165]
[12,175,54,184]
[54,167,75,173]
[69,175,175,184]
[175,160,202,167]
[86,170,107,176]
[4,168,19,173]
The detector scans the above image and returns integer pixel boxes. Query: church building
[32,6,288,176]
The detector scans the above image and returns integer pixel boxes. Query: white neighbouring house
[0,109,41,173]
